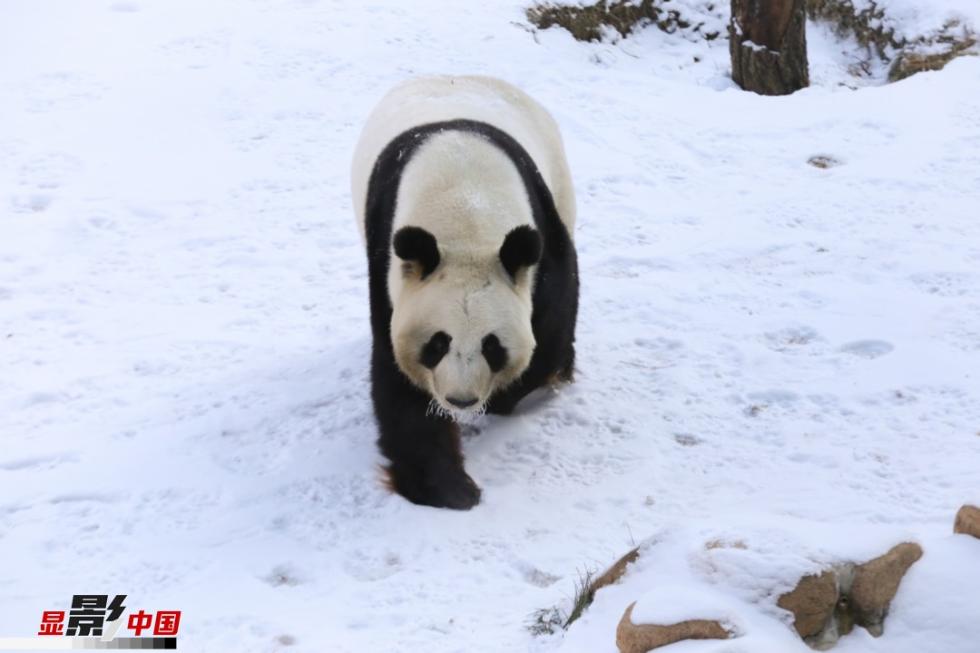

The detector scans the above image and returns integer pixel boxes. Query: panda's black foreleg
[486,340,576,415]
[372,349,481,510]
[485,385,524,415]
[384,439,482,510]
[557,341,576,382]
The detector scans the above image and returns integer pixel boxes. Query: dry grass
[526,568,597,636]
[526,0,720,43]
[806,0,898,58]
[563,569,598,628]
[806,0,977,80]
[526,606,565,636]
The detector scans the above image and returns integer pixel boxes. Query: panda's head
[389,224,542,418]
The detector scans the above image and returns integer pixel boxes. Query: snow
[627,585,740,631]
[2,1,979,652]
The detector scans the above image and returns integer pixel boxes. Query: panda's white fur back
[350,75,576,242]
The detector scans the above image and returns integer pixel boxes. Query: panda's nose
[447,395,478,409]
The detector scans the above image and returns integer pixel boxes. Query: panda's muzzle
[447,395,479,409]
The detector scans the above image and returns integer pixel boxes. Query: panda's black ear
[393,226,440,279]
[500,225,542,281]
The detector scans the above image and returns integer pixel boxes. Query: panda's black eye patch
[482,334,508,373]
[420,331,451,369]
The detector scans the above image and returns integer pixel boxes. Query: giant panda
[351,76,578,509]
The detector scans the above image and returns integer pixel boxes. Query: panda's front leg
[372,351,481,510]
[385,435,482,510]
[486,385,523,415]
[379,416,482,510]
[487,337,576,416]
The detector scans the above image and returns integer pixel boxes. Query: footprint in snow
[10,193,54,213]
[263,564,305,587]
[0,452,78,471]
[522,566,560,588]
[763,326,821,352]
[840,340,894,359]
[674,433,702,447]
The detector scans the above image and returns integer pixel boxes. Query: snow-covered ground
[2,1,979,652]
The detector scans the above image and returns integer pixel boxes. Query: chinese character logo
[37,611,64,636]
[66,594,126,636]
[126,610,181,637]
[24,595,182,650]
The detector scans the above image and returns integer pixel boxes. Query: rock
[776,571,837,638]
[616,602,731,653]
[592,547,640,594]
[849,542,923,636]
[777,565,856,651]
[778,543,922,646]
[777,570,838,639]
[954,505,980,539]
[888,42,977,82]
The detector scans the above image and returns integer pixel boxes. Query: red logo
[37,611,65,636]
[153,611,181,637]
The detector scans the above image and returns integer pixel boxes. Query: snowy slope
[1,1,979,652]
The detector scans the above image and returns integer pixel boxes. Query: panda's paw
[427,469,482,510]
[389,461,482,510]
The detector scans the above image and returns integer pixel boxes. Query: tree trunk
[729,0,809,95]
